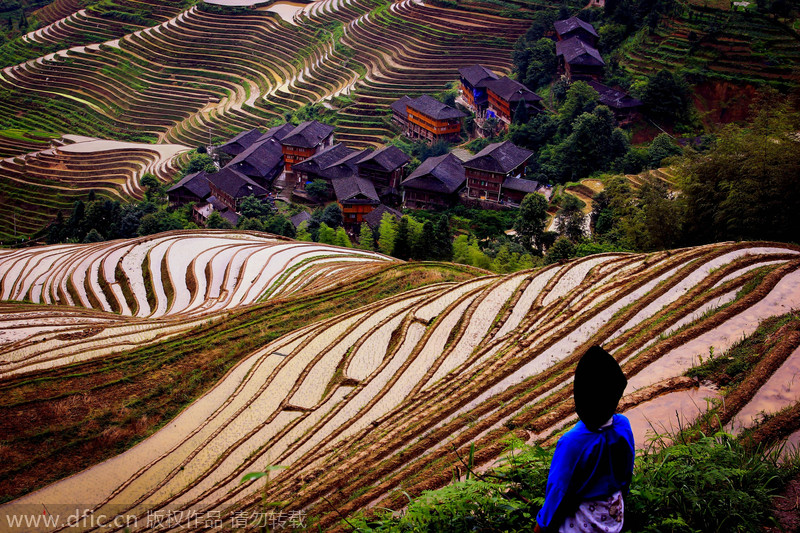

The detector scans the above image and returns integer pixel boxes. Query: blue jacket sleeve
[536,431,581,530]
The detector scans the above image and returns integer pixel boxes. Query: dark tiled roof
[220,209,240,226]
[502,176,540,193]
[290,210,312,228]
[262,123,295,141]
[586,80,643,110]
[281,120,335,148]
[357,145,411,172]
[332,175,380,204]
[464,141,533,174]
[227,137,284,178]
[407,95,466,121]
[216,128,263,156]
[458,64,499,87]
[403,153,466,194]
[554,17,599,39]
[168,171,211,199]
[363,203,402,229]
[391,96,413,119]
[485,76,543,103]
[556,36,605,66]
[207,195,226,212]
[293,143,354,174]
[207,167,268,199]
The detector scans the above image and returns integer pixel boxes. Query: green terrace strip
[0,261,480,503]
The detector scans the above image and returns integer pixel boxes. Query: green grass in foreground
[351,432,799,532]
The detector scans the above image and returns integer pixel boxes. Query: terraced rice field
[0,0,526,150]
[0,135,189,241]
[4,241,800,531]
[620,1,800,85]
[0,230,396,376]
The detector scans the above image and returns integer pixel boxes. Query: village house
[215,128,263,164]
[206,167,269,212]
[586,80,643,125]
[391,95,413,131]
[167,171,211,207]
[463,140,533,204]
[485,76,544,126]
[401,152,466,210]
[332,175,381,226]
[556,37,605,80]
[391,95,466,143]
[280,120,335,172]
[363,203,402,231]
[226,136,285,189]
[554,16,599,46]
[292,143,358,187]
[458,64,499,117]
[355,145,411,205]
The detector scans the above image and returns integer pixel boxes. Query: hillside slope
[2,241,799,531]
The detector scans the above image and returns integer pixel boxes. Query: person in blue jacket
[534,345,635,533]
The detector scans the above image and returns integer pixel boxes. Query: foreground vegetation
[351,432,799,532]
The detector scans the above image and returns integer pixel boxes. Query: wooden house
[332,175,381,226]
[458,64,499,116]
[556,36,605,80]
[356,145,411,205]
[586,80,642,125]
[363,203,402,231]
[280,120,335,172]
[293,143,357,187]
[226,136,284,189]
[215,128,263,164]
[206,167,269,212]
[391,96,413,130]
[485,76,544,125]
[391,95,465,143]
[554,16,599,46]
[401,153,465,210]
[463,140,533,204]
[167,171,211,207]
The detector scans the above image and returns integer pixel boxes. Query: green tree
[334,227,352,248]
[185,153,216,174]
[239,217,265,232]
[83,228,104,243]
[639,70,690,123]
[238,195,273,220]
[205,211,234,230]
[378,213,398,255]
[556,194,586,242]
[317,222,336,244]
[296,221,313,241]
[546,235,576,263]
[357,223,375,250]
[648,133,681,168]
[321,203,344,229]
[140,173,163,202]
[513,100,529,126]
[139,210,184,235]
[414,220,437,260]
[305,179,331,203]
[433,216,453,261]
[514,193,549,253]
[559,81,599,134]
[393,217,411,260]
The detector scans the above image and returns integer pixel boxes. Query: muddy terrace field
[1,237,800,531]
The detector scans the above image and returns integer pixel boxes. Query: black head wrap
[574,345,627,431]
